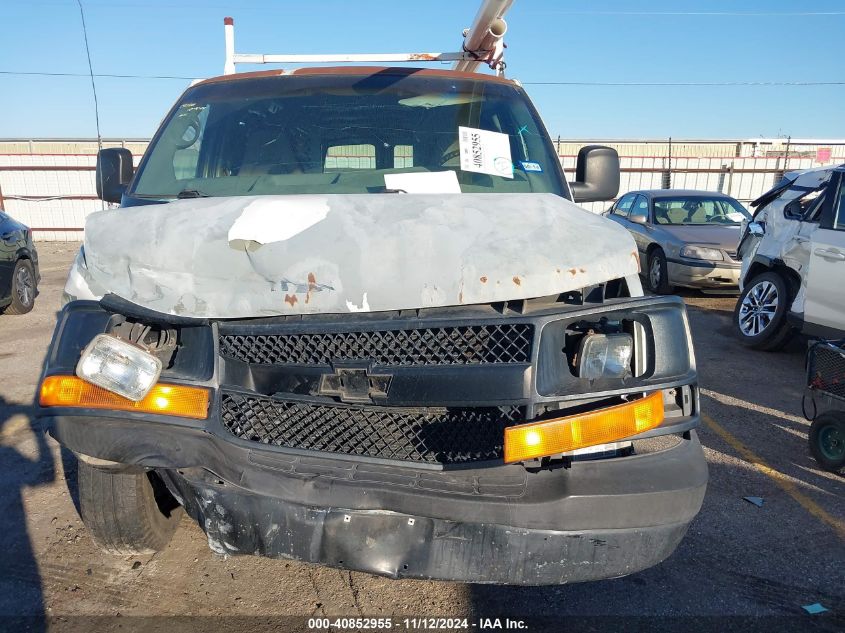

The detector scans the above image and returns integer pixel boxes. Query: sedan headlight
[76,334,162,401]
[578,333,633,380]
[680,245,724,261]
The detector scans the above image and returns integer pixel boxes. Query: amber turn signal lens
[504,391,665,463]
[39,375,209,419]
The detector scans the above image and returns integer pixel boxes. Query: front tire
[809,412,845,472]
[733,271,795,351]
[78,461,182,555]
[3,259,36,315]
[646,249,673,295]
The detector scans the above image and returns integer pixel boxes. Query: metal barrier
[1,138,843,239]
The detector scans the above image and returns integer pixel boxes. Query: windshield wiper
[176,189,211,199]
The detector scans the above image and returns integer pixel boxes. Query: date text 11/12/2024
[307,618,528,630]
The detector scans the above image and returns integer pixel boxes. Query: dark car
[0,210,39,315]
[606,190,751,294]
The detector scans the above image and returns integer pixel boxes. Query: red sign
[816,147,832,163]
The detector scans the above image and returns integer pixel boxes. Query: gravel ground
[0,242,842,632]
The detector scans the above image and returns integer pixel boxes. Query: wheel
[2,258,36,315]
[646,249,673,295]
[78,461,182,555]
[733,271,795,351]
[809,412,845,472]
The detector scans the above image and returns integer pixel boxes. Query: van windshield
[131,72,568,199]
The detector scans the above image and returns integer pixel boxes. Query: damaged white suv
[735,165,845,350]
[37,67,706,584]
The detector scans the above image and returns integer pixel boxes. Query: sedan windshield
[653,196,751,226]
[131,72,567,199]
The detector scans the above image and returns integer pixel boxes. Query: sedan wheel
[15,264,34,307]
[649,258,662,289]
[2,259,37,315]
[646,249,672,294]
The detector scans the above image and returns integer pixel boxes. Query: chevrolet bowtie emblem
[317,367,393,404]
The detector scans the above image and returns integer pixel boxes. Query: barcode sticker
[458,126,513,179]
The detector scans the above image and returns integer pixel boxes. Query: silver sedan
[604,190,751,294]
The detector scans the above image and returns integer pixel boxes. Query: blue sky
[1,0,843,140]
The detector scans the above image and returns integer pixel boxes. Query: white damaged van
[37,66,707,584]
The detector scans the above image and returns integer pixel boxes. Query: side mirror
[748,221,765,236]
[629,214,648,225]
[783,200,802,219]
[96,148,134,203]
[570,145,620,203]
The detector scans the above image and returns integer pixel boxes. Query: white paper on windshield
[727,212,746,223]
[384,171,461,194]
[458,126,513,179]
[228,197,329,246]
[398,94,482,108]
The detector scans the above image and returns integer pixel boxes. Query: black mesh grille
[220,391,524,464]
[219,324,533,367]
[808,342,845,402]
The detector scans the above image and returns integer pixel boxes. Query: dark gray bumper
[166,472,695,585]
[40,293,707,584]
[46,410,707,584]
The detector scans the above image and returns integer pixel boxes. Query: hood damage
[71,193,640,318]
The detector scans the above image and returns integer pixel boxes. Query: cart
[806,340,845,472]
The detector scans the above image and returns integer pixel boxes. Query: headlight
[680,245,724,261]
[76,334,162,401]
[578,333,633,380]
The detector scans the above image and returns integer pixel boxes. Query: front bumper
[39,295,707,583]
[46,410,707,584]
[668,260,741,289]
[168,480,698,586]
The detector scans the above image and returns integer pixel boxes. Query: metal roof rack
[223,0,513,77]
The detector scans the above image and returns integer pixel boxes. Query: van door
[804,171,845,334]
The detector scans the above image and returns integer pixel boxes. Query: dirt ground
[0,242,843,632]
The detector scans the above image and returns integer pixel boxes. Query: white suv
[734,165,845,350]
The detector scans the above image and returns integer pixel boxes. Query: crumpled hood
[79,193,640,318]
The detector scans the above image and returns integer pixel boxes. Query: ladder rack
[222,0,514,76]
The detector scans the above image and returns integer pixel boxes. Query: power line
[533,11,845,16]
[75,1,102,150]
[522,81,845,87]
[0,70,197,80]
[2,70,842,88]
[21,1,845,16]
[75,0,105,211]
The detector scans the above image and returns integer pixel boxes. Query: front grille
[220,391,524,464]
[219,323,533,367]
